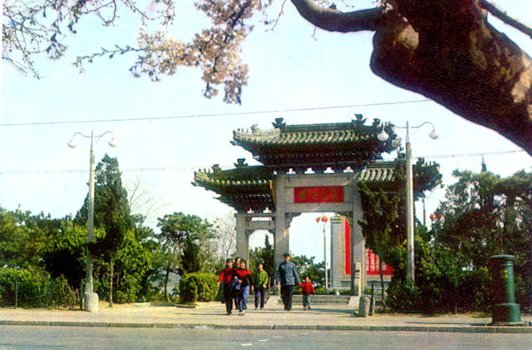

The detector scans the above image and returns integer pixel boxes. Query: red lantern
[321,215,328,223]
[315,216,321,223]
[429,213,436,222]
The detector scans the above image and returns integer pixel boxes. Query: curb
[0,320,530,333]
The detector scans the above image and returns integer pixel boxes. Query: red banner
[344,217,351,276]
[366,249,394,276]
[294,186,344,203]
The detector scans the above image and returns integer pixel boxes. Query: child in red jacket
[300,275,315,310]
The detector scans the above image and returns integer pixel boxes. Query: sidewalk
[1,301,530,334]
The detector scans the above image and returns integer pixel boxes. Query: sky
[1,1,531,267]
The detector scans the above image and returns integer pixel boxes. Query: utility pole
[68,131,117,312]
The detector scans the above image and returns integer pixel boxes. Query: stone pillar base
[83,292,99,313]
[357,295,371,317]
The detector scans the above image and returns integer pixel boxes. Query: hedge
[179,272,218,303]
[0,268,78,308]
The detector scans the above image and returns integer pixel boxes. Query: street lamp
[315,214,329,289]
[68,131,117,313]
[377,122,438,284]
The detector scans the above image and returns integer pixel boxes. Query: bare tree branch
[289,0,383,33]
[480,0,532,38]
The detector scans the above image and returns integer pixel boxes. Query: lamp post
[377,122,438,284]
[68,131,117,312]
[316,214,329,289]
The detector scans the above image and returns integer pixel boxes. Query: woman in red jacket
[235,259,252,316]
[217,259,237,315]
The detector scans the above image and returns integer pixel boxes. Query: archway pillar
[270,172,366,295]
[350,178,366,296]
[235,213,249,262]
[273,174,289,271]
[236,212,276,263]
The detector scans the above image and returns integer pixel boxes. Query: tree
[76,154,135,306]
[290,255,325,288]
[358,185,401,308]
[385,230,469,313]
[3,1,531,152]
[291,0,531,152]
[212,213,237,264]
[249,234,274,278]
[358,158,442,305]
[43,219,95,293]
[432,170,531,310]
[127,177,165,225]
[2,0,174,78]
[157,212,215,301]
[113,228,154,303]
[0,207,54,270]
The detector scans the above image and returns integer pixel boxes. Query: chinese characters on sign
[366,249,394,276]
[294,186,344,203]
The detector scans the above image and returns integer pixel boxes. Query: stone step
[245,293,352,304]
[276,295,351,304]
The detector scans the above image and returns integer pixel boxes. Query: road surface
[0,326,530,349]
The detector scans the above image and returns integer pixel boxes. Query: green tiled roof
[193,160,403,212]
[231,116,397,172]
[194,171,271,188]
[192,160,274,212]
[193,160,273,189]
[357,162,396,183]
[233,127,375,145]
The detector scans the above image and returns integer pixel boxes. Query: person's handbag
[228,276,239,291]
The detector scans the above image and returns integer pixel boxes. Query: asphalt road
[0,326,530,350]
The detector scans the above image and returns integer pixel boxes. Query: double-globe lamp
[377,122,438,284]
[68,131,117,313]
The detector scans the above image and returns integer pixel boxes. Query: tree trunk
[164,264,171,303]
[109,258,114,308]
[371,0,531,152]
[379,257,386,311]
[291,0,532,153]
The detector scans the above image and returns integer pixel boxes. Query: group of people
[217,253,316,316]
[217,257,269,316]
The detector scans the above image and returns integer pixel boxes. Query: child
[299,275,315,311]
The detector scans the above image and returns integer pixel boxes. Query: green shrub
[179,272,217,303]
[313,287,336,295]
[0,268,78,308]
[49,275,78,307]
[458,268,491,312]
[386,280,420,312]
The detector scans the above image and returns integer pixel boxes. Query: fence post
[15,276,18,309]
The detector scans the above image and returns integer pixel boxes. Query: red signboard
[342,218,392,277]
[344,217,351,276]
[294,186,344,203]
[366,249,394,276]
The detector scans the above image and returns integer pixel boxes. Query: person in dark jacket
[233,257,241,309]
[217,259,236,315]
[275,253,300,311]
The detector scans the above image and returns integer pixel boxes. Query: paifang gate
[193,115,400,295]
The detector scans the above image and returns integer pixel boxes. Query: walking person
[251,262,268,310]
[217,259,237,315]
[300,275,316,310]
[235,259,252,316]
[275,253,300,311]
[233,257,241,309]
